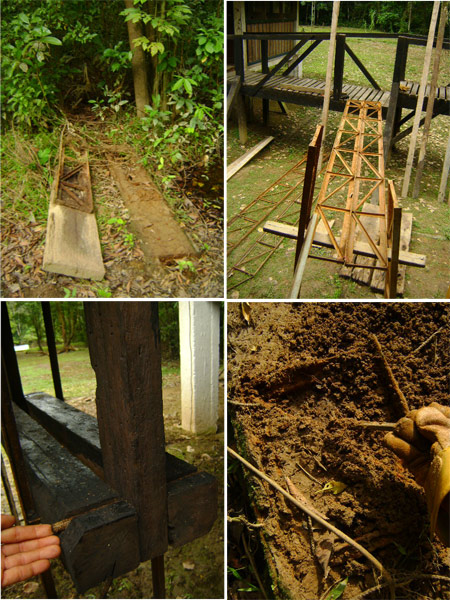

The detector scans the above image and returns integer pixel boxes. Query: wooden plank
[263,220,426,267]
[290,212,319,298]
[318,0,340,172]
[401,1,440,197]
[388,207,402,298]
[43,203,105,281]
[413,2,448,197]
[295,125,323,266]
[227,136,274,180]
[84,303,168,562]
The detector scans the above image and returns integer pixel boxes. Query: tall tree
[124,0,150,117]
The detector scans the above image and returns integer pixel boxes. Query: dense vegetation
[1,0,223,166]
[8,301,181,359]
[298,1,448,36]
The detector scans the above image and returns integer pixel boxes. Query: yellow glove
[384,402,450,546]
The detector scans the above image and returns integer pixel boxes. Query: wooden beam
[12,405,140,593]
[235,93,248,144]
[290,213,319,298]
[318,0,340,172]
[227,76,241,118]
[388,207,402,298]
[41,302,64,401]
[401,1,440,197]
[412,2,448,198]
[384,36,409,163]
[438,129,450,203]
[344,43,381,90]
[227,136,274,180]
[263,220,426,267]
[333,34,346,100]
[84,302,167,562]
[295,125,323,267]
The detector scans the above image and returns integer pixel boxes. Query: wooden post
[438,129,450,204]
[295,125,323,269]
[401,1,440,197]
[384,36,409,163]
[41,302,64,401]
[234,35,245,80]
[318,1,340,172]
[261,39,269,126]
[412,2,448,198]
[290,212,319,298]
[388,207,402,299]
[84,302,168,562]
[333,34,346,100]
[236,93,248,144]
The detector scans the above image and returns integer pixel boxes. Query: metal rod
[151,555,166,599]
[41,302,64,401]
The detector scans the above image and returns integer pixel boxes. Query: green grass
[16,348,180,400]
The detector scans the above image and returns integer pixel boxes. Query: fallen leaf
[23,582,40,594]
[201,453,212,461]
[321,480,347,495]
[186,445,195,453]
[183,560,195,570]
[325,577,348,600]
[316,531,336,578]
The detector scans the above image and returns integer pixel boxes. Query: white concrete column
[179,301,220,434]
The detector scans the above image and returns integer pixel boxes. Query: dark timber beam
[12,405,140,593]
[84,302,167,562]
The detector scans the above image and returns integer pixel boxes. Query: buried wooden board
[43,203,105,281]
[108,161,197,260]
[43,143,105,280]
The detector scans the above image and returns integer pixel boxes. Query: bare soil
[227,302,450,600]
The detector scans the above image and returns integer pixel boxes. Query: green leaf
[19,62,29,72]
[41,36,62,46]
[205,41,215,53]
[172,79,183,91]
[38,147,51,165]
[183,79,192,95]
[325,577,348,600]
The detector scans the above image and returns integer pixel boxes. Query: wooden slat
[227,136,274,180]
[263,220,425,267]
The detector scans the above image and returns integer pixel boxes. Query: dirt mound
[228,302,449,600]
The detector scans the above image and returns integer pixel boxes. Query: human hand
[1,515,61,588]
[384,402,450,485]
[384,403,450,545]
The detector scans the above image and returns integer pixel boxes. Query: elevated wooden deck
[227,70,450,116]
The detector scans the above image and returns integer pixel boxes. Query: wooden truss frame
[314,100,388,271]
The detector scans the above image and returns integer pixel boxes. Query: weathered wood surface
[108,161,196,259]
[61,501,140,593]
[21,392,197,483]
[84,302,168,561]
[43,203,105,280]
[13,405,118,521]
[263,220,425,267]
[168,470,217,548]
[227,136,274,180]
[20,391,216,545]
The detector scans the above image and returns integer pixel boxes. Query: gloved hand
[384,402,450,546]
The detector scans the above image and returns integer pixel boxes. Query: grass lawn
[16,348,180,400]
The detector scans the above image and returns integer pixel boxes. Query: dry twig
[228,400,259,407]
[371,333,409,415]
[347,573,450,600]
[242,532,269,600]
[228,446,395,599]
[409,326,443,357]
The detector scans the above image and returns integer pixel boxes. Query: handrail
[227,32,450,49]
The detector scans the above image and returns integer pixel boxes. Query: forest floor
[1,113,223,298]
[2,350,224,599]
[227,302,450,600]
[227,32,450,299]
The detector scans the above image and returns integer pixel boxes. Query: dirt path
[1,119,223,298]
[227,302,449,600]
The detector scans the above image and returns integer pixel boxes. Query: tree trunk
[146,0,159,97]
[124,0,150,118]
